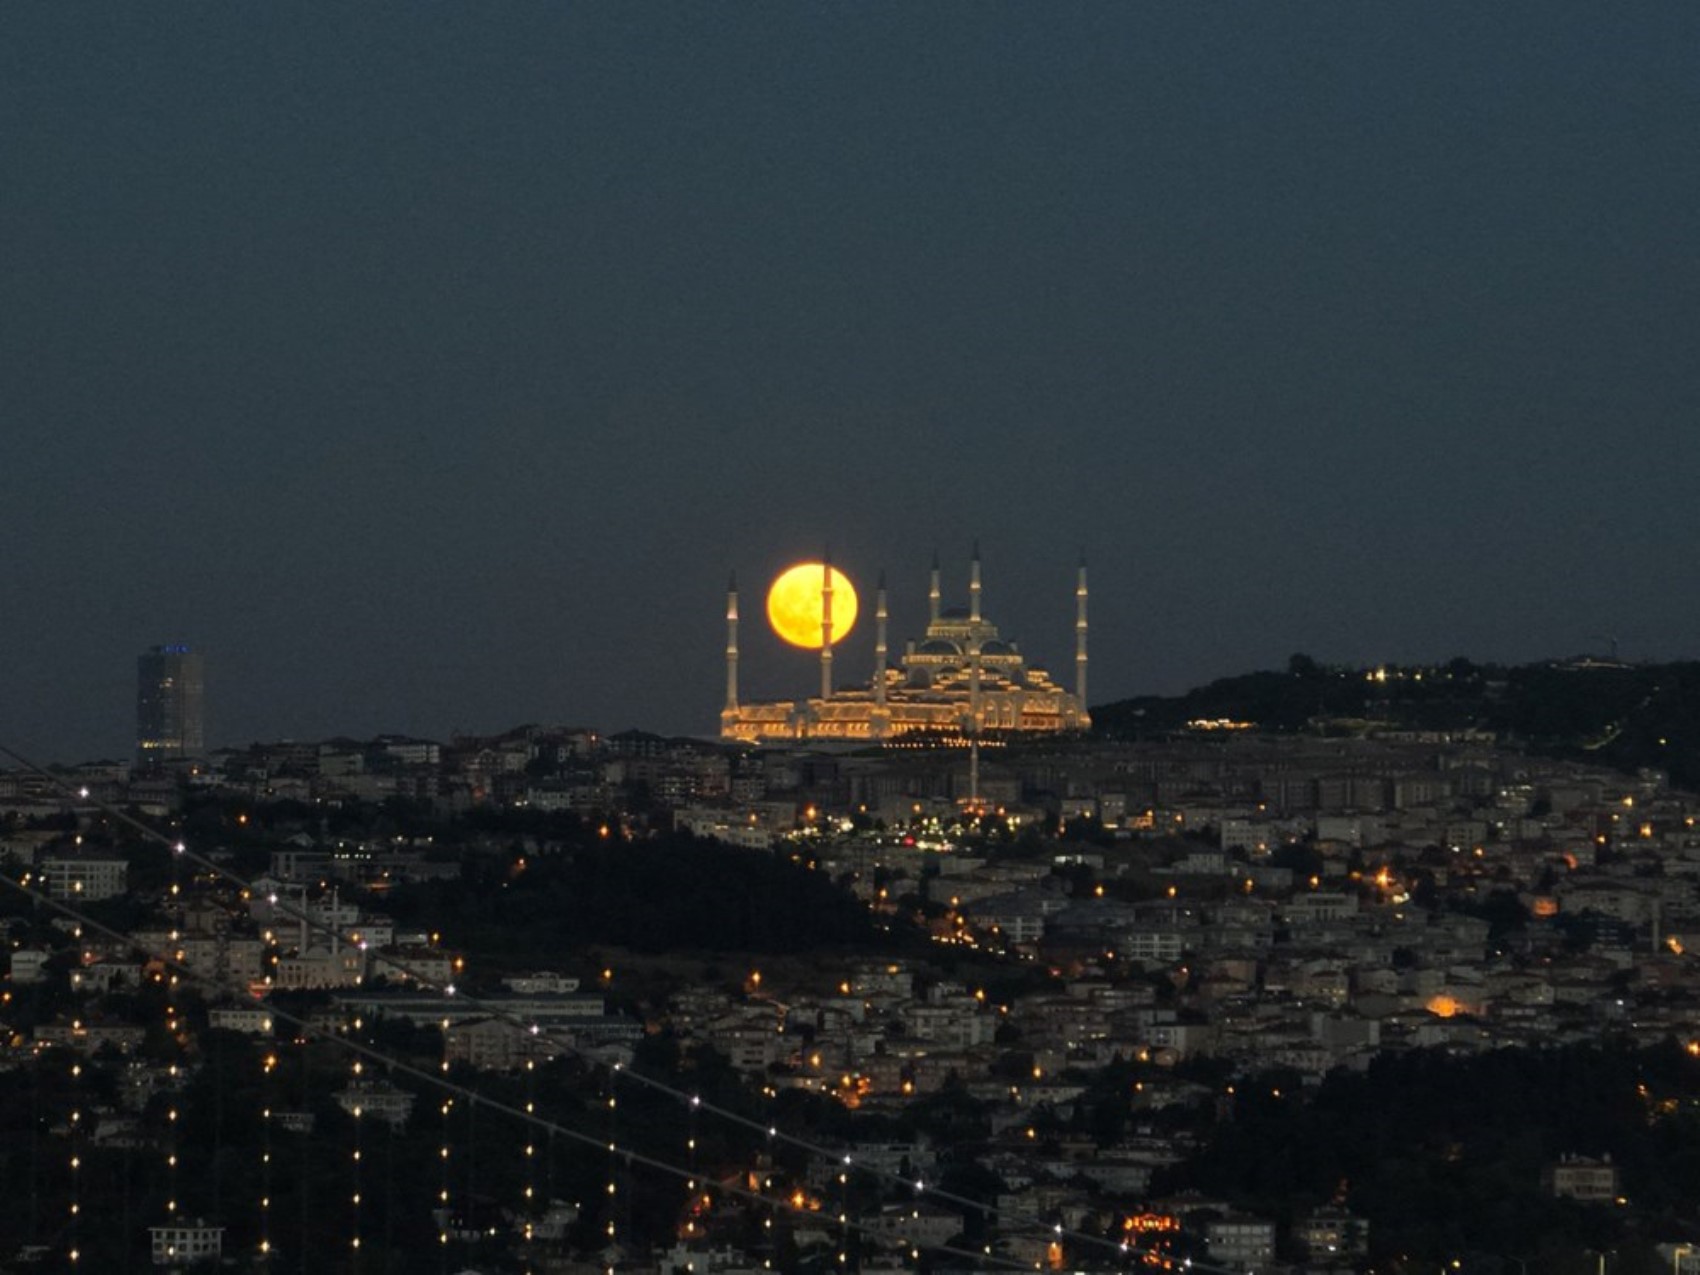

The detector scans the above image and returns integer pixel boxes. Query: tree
[1288,653,1322,678]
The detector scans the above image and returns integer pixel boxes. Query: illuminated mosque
[719,549,1091,743]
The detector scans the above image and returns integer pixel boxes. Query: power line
[0,739,1226,1273]
[0,865,1054,1273]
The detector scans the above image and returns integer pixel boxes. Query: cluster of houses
[651,735,1700,1271]
[3,725,1700,1270]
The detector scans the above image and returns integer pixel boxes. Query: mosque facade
[719,551,1091,743]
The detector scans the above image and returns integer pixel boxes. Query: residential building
[38,853,128,901]
[150,1220,223,1265]
[1545,1153,1621,1201]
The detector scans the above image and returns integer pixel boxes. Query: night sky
[5,6,1698,762]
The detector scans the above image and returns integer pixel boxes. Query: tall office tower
[136,645,205,764]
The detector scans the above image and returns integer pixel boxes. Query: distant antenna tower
[1588,635,1643,662]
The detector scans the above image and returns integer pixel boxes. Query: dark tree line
[384,833,888,958]
[1092,657,1700,789]
[1158,1040,1700,1268]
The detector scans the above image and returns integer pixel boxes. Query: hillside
[1091,656,1700,790]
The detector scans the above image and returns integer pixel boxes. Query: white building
[868,1202,964,1249]
[274,945,366,990]
[335,1081,415,1129]
[1206,1216,1275,1271]
[444,1016,564,1071]
[367,945,458,986]
[208,1006,275,1035]
[1545,1153,1621,1201]
[150,1220,223,1266]
[1220,819,1275,855]
[9,948,50,984]
[502,972,581,994]
[1120,929,1186,963]
[1284,891,1359,924]
[1297,1206,1369,1258]
[38,855,128,901]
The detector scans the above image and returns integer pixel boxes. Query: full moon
[766,563,859,649]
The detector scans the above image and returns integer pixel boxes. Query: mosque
[719,550,1091,743]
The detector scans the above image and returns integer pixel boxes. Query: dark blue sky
[5,5,1698,760]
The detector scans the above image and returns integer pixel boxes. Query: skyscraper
[136,644,204,764]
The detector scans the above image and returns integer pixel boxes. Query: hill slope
[1091,656,1700,789]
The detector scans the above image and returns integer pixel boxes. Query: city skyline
[20,561,1689,767]
[3,677,1697,1271]
[6,6,1698,761]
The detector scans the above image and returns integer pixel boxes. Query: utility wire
[0,740,1220,1274]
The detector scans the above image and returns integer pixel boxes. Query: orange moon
[766,563,858,648]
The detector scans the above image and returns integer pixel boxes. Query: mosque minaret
[1076,554,1089,708]
[819,554,834,701]
[724,572,739,715]
[873,570,889,711]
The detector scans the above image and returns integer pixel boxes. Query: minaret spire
[969,614,983,810]
[928,549,941,626]
[725,572,739,713]
[819,551,834,700]
[874,569,888,709]
[969,539,982,624]
[1075,552,1088,710]
[968,542,983,796]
